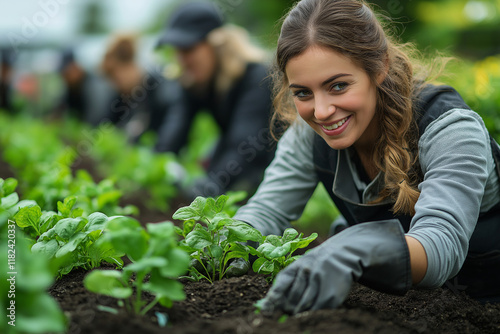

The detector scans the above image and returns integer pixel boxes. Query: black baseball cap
[157,2,224,49]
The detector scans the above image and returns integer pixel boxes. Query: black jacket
[155,62,276,197]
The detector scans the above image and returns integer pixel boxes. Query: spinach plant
[0,178,37,217]
[13,196,123,277]
[173,195,262,283]
[251,228,318,282]
[0,194,66,334]
[84,217,190,315]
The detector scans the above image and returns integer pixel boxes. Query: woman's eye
[330,82,348,92]
[292,90,311,99]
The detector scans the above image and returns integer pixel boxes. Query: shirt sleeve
[406,108,493,288]
[233,121,319,236]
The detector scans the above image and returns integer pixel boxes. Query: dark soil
[50,265,500,334]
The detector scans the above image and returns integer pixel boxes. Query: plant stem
[134,272,146,314]
[140,297,159,316]
[195,254,213,284]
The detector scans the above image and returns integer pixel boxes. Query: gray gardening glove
[258,220,412,314]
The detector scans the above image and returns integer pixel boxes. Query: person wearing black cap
[155,1,276,199]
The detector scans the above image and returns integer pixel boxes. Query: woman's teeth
[322,117,348,130]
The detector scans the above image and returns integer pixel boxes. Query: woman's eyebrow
[321,73,352,87]
[289,73,352,89]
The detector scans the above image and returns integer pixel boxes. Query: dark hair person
[234,0,500,314]
[101,34,173,143]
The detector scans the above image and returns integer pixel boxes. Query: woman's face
[285,45,381,152]
[175,41,217,85]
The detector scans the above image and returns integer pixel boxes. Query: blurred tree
[369,0,500,59]
[231,0,296,48]
[79,1,108,35]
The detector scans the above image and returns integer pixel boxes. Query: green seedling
[14,196,123,277]
[0,178,37,219]
[174,195,262,283]
[251,228,318,282]
[0,202,66,334]
[84,217,190,315]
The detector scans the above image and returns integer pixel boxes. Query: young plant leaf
[226,221,262,243]
[52,217,86,240]
[55,232,87,258]
[84,270,133,299]
[31,239,59,259]
[1,177,17,195]
[282,228,299,242]
[172,206,200,221]
[185,228,212,250]
[1,192,18,209]
[14,204,42,229]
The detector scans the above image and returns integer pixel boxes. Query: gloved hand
[257,220,412,314]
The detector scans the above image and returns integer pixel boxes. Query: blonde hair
[208,24,269,95]
[166,25,270,95]
[271,0,439,215]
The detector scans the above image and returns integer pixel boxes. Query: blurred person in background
[155,1,276,200]
[53,48,114,125]
[101,34,174,143]
[0,48,14,112]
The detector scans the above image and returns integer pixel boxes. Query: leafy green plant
[87,124,179,213]
[84,217,190,315]
[173,195,262,283]
[0,115,137,216]
[0,178,37,218]
[13,197,124,277]
[0,195,66,334]
[251,228,318,282]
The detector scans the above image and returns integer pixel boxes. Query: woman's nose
[314,102,336,121]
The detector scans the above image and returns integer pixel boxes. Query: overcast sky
[0,0,177,71]
[0,0,172,41]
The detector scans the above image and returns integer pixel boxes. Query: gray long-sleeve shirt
[234,108,500,289]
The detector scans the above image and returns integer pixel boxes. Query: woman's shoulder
[278,119,317,150]
[413,83,471,131]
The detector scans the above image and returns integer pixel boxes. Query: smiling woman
[286,46,380,154]
[234,0,500,315]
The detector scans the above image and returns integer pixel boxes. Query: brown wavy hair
[272,0,424,215]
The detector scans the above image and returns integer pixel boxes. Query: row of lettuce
[0,112,182,214]
[1,176,317,333]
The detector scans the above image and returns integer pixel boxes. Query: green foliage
[442,55,500,141]
[0,178,37,218]
[0,115,136,216]
[13,197,124,277]
[0,191,66,334]
[84,217,190,315]
[173,195,262,283]
[251,228,318,282]
[82,123,179,213]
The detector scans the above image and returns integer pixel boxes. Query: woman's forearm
[405,236,428,285]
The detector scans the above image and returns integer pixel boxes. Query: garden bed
[50,265,500,334]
